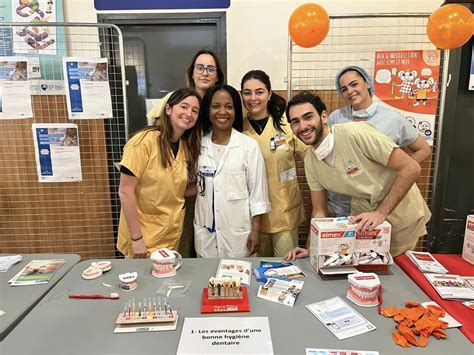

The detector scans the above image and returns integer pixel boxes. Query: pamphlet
[257,278,304,307]
[216,259,252,286]
[405,251,448,274]
[8,259,65,286]
[253,261,306,283]
[306,296,376,340]
[462,276,474,288]
[0,254,22,272]
[306,349,379,355]
[424,273,474,300]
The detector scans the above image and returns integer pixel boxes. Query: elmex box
[309,218,356,274]
[462,215,474,265]
[309,218,393,275]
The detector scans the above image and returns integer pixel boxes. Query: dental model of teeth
[346,272,381,307]
[207,277,242,299]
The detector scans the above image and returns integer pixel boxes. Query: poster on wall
[11,0,57,55]
[373,50,441,146]
[0,57,33,119]
[32,123,83,182]
[63,57,113,119]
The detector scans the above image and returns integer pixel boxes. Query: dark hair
[185,49,225,91]
[201,84,244,135]
[240,70,286,134]
[286,91,327,121]
[133,88,202,171]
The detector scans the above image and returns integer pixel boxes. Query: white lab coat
[194,129,271,258]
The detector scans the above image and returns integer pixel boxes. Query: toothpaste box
[309,218,356,274]
[309,218,393,275]
[462,215,474,265]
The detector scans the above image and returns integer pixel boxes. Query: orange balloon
[427,4,473,49]
[288,3,330,48]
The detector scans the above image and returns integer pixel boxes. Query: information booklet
[8,259,65,286]
[306,297,376,340]
[216,259,252,285]
[306,349,379,355]
[405,251,448,274]
[253,260,306,283]
[257,278,304,307]
[424,273,474,300]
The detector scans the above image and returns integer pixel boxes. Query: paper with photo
[216,259,252,285]
[257,278,303,307]
[306,296,376,340]
[306,349,379,355]
[0,57,33,119]
[32,123,82,182]
[9,259,65,286]
[63,57,113,119]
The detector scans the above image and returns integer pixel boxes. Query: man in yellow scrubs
[283,92,431,260]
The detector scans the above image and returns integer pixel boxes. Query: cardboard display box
[309,218,393,275]
[462,215,474,265]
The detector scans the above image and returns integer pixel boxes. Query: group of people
[117,49,432,262]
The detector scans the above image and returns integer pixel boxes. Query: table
[1,258,472,354]
[0,253,81,341]
[396,253,474,343]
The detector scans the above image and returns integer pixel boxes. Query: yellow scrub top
[304,122,431,253]
[244,115,307,233]
[117,130,187,258]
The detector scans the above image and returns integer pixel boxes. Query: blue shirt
[327,103,419,216]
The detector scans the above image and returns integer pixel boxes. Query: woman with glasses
[194,84,271,258]
[146,50,225,258]
[117,88,202,258]
[241,70,307,257]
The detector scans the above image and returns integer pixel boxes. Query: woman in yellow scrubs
[146,50,225,258]
[241,70,307,257]
[117,88,202,258]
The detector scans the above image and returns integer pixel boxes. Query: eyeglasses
[194,64,217,75]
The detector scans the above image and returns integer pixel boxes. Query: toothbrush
[69,293,119,300]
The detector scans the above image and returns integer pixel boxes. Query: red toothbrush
[69,293,119,300]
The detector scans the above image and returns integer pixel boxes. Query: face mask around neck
[313,131,334,161]
[352,101,378,119]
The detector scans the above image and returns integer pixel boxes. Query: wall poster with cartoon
[374,50,441,146]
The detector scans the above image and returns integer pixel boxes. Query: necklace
[250,116,269,134]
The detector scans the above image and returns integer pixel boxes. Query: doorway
[98,13,227,134]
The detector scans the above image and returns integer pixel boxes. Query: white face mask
[313,132,334,161]
[352,101,378,119]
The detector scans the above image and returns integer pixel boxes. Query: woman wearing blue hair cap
[327,65,431,217]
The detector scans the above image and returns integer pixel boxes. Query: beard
[299,117,324,146]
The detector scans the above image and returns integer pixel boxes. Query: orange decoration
[288,3,330,48]
[427,4,473,49]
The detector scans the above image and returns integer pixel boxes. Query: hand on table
[283,247,309,261]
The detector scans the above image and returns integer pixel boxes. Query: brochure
[405,251,448,274]
[306,296,376,340]
[253,261,306,283]
[0,254,22,272]
[424,273,474,300]
[306,349,379,355]
[8,259,65,286]
[257,278,304,307]
[216,259,252,286]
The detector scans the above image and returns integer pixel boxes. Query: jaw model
[346,272,381,307]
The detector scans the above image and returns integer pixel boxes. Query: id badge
[270,135,286,151]
[344,160,364,178]
[200,165,215,177]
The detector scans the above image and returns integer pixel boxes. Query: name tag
[344,161,364,178]
[270,135,286,151]
[280,167,297,183]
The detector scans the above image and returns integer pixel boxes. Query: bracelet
[131,235,143,242]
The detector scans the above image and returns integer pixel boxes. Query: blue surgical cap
[335,66,374,97]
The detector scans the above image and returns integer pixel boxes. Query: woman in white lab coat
[194,84,271,258]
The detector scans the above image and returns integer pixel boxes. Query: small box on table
[462,215,474,265]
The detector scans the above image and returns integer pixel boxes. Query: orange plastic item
[383,301,449,348]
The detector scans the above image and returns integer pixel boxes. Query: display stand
[201,287,250,313]
[114,311,178,333]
